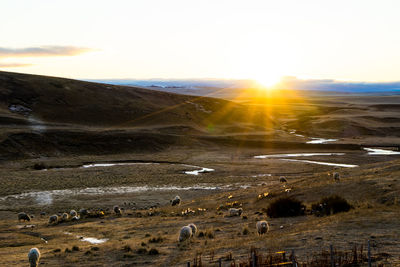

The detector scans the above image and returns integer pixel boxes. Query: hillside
[0,71,274,159]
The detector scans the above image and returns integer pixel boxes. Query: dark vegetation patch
[266,197,306,218]
[311,195,352,216]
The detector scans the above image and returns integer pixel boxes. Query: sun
[254,75,282,90]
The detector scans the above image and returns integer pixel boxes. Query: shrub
[72,246,80,251]
[242,227,249,235]
[148,248,159,255]
[33,163,46,170]
[266,197,305,218]
[137,248,148,254]
[123,245,132,252]
[311,195,352,216]
[148,236,163,243]
[198,229,215,239]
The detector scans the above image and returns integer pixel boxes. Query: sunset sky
[1,0,400,84]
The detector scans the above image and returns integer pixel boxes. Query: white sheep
[229,208,243,217]
[69,210,77,217]
[256,220,270,236]
[333,172,340,182]
[71,216,80,221]
[171,196,181,206]
[18,212,31,222]
[28,247,40,267]
[178,225,192,242]
[48,215,59,225]
[188,223,197,237]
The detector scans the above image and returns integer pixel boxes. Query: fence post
[252,251,256,267]
[368,240,372,267]
[219,257,222,267]
[187,261,190,267]
[292,249,296,267]
[330,245,334,267]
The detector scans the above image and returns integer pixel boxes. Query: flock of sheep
[17,193,271,266]
[19,173,340,266]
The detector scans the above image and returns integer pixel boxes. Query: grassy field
[0,71,399,266]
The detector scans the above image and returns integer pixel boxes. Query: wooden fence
[185,240,386,267]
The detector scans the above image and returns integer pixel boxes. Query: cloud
[0,46,92,58]
[0,63,32,68]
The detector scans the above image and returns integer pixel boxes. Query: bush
[123,245,132,252]
[33,163,46,170]
[137,248,148,254]
[148,248,159,255]
[242,227,249,235]
[148,236,163,243]
[266,197,305,218]
[311,195,352,216]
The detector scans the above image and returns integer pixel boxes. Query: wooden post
[252,251,256,267]
[292,249,296,267]
[330,245,334,267]
[368,240,372,267]
[219,257,222,267]
[187,261,190,267]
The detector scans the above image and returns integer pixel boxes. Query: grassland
[0,71,399,266]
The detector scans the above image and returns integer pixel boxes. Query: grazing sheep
[333,172,340,182]
[18,212,31,222]
[256,220,270,235]
[48,215,59,225]
[61,213,69,222]
[28,248,40,267]
[71,216,80,221]
[79,208,89,217]
[279,176,288,183]
[69,210,77,217]
[188,223,197,237]
[171,196,181,206]
[113,205,122,215]
[229,208,243,217]
[178,225,192,242]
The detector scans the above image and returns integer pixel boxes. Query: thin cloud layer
[0,63,32,68]
[0,46,92,58]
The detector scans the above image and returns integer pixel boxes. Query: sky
[1,0,400,85]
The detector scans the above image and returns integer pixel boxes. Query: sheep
[61,212,69,222]
[171,196,181,206]
[178,225,192,242]
[279,176,288,183]
[333,172,340,182]
[28,248,40,267]
[229,208,243,217]
[113,205,122,215]
[256,220,270,236]
[40,212,46,217]
[79,208,89,217]
[18,212,31,222]
[69,210,77,217]
[48,215,59,225]
[188,223,197,237]
[71,216,80,221]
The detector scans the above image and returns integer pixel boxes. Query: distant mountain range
[87,77,400,98]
